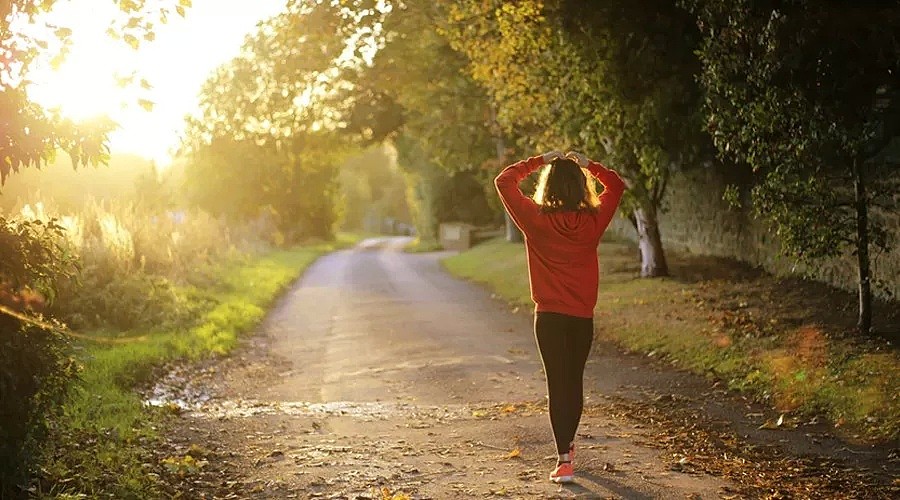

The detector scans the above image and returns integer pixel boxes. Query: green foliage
[443,1,557,146]
[181,1,353,242]
[8,197,276,346]
[446,0,707,182]
[557,0,708,192]
[339,145,411,232]
[7,198,240,331]
[396,136,443,243]
[55,271,200,332]
[687,0,899,262]
[338,1,501,238]
[686,0,900,331]
[433,170,498,227]
[0,193,242,494]
[365,2,497,173]
[0,215,78,497]
[389,132,497,241]
[0,316,77,498]
[0,215,77,299]
[181,135,344,244]
[182,137,272,222]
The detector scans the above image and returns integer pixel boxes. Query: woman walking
[494,150,625,483]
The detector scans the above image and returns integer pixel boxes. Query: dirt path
[152,238,898,499]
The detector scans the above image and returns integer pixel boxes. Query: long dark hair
[533,158,599,212]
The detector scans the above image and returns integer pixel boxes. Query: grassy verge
[404,237,443,253]
[442,237,900,442]
[37,234,359,498]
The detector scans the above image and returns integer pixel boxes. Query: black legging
[534,311,593,455]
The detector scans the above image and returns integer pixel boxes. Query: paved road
[262,237,547,406]
[158,237,894,498]
[158,237,733,499]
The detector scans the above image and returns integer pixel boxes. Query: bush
[52,268,202,332]
[0,216,78,497]
[0,316,77,498]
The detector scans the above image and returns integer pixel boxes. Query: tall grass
[15,198,272,332]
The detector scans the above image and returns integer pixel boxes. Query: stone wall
[607,167,900,299]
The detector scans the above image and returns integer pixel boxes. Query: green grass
[404,237,443,253]
[441,238,529,300]
[38,235,359,498]
[442,237,900,442]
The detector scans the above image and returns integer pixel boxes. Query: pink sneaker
[549,462,574,483]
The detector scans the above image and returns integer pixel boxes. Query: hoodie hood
[545,210,598,244]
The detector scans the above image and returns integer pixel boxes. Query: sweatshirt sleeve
[494,155,545,234]
[585,161,626,235]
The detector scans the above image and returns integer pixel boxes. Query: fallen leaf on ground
[379,486,411,500]
[186,443,211,458]
[161,454,207,476]
[758,414,785,430]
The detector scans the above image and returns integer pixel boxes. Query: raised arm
[566,151,626,234]
[494,151,563,233]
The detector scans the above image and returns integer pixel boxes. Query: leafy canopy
[688,0,900,262]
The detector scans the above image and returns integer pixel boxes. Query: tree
[444,0,709,276]
[181,1,352,241]
[181,136,277,222]
[687,0,900,334]
[339,0,502,242]
[338,144,410,233]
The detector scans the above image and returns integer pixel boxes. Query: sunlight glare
[27,1,138,122]
[32,45,138,122]
[25,0,289,168]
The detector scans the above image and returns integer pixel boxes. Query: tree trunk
[411,172,438,244]
[853,157,872,335]
[634,206,668,277]
[491,106,523,243]
[504,211,523,243]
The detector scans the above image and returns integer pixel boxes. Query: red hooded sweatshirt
[495,156,626,319]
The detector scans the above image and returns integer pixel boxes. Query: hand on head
[541,150,590,167]
[565,151,589,167]
[541,150,565,163]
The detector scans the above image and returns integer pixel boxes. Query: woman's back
[494,153,625,319]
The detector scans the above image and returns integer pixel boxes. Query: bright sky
[27,0,288,167]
